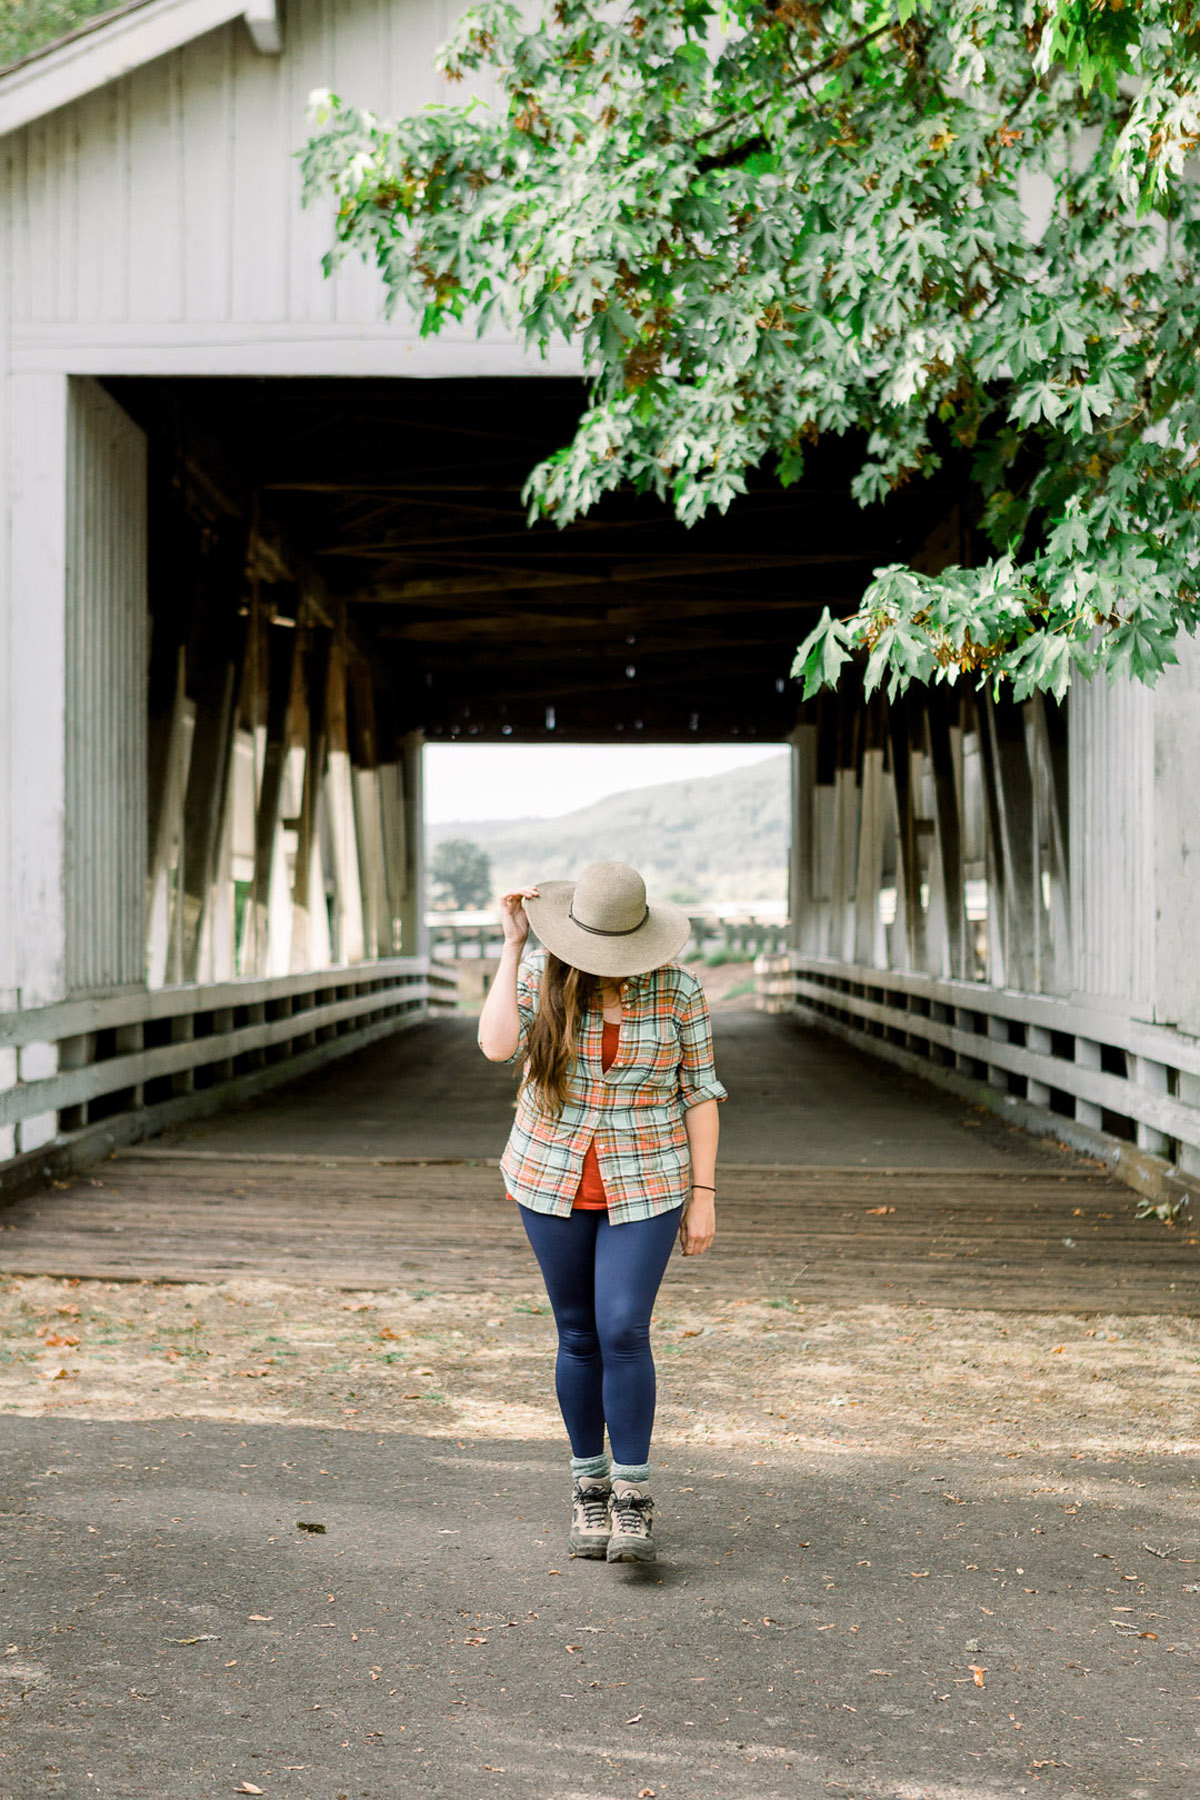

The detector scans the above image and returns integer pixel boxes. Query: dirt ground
[4,1270,1198,1473]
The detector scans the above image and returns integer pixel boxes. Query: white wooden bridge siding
[65,377,147,996]
[0,0,485,1177]
[1,0,568,376]
[773,641,1200,1187]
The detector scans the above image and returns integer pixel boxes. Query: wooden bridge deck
[3,1015,1198,1313]
[3,1156,1198,1315]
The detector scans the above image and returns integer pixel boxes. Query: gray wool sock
[610,1460,652,1485]
[571,1452,611,1481]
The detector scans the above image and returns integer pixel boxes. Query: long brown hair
[523,953,602,1116]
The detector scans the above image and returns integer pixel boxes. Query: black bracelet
[691,1184,716,1192]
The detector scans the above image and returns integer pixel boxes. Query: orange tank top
[573,1020,620,1210]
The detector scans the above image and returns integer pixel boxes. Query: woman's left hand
[680,1191,715,1256]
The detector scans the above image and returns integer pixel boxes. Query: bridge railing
[757,951,1200,1196]
[428,907,789,963]
[0,958,459,1192]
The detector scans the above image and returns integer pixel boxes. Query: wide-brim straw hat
[524,860,691,978]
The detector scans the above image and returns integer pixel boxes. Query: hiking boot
[568,1475,612,1558]
[606,1480,656,1563]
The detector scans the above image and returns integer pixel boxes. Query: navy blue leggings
[518,1204,682,1466]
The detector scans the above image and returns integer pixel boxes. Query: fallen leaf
[1052,1345,1065,1354]
[970,1666,986,1688]
[639,1790,656,1797]
[296,1521,326,1534]
[379,1328,400,1340]
[42,1332,80,1347]
[909,1571,930,1579]
[247,1615,272,1622]
[1139,1632,1159,1641]
[39,1368,71,1381]
[626,1712,643,1725]
[235,1785,264,1795]
[56,1304,81,1317]
[866,1205,895,1216]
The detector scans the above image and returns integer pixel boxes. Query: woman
[478,859,726,1565]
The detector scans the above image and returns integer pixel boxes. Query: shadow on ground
[2,1416,1197,1800]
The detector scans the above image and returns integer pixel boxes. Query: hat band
[567,902,650,938]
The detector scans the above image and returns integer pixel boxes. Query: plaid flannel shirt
[491,950,727,1224]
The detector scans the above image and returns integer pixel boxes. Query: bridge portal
[1,0,1199,1209]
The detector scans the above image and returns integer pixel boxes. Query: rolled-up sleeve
[676,978,727,1109]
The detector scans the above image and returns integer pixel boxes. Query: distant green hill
[428,753,790,904]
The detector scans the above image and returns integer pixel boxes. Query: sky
[424,742,785,824]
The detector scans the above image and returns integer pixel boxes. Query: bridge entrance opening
[91,370,961,991]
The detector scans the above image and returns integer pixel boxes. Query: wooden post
[180,594,244,982]
[1029,694,1072,995]
[1075,1036,1104,1130]
[349,661,389,960]
[982,695,1039,992]
[145,647,195,990]
[927,694,968,981]
[972,695,1008,989]
[854,704,887,968]
[243,618,302,977]
[829,707,861,963]
[398,730,428,958]
[324,640,366,965]
[289,625,331,972]
[887,699,922,972]
[787,722,818,956]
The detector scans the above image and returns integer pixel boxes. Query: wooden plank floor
[3,1149,1198,1314]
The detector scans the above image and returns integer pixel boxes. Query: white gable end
[0,0,282,140]
[0,0,577,378]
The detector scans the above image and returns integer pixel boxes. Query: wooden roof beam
[354,554,867,601]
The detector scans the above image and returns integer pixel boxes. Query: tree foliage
[430,837,494,910]
[301,0,1200,702]
[0,2,124,69]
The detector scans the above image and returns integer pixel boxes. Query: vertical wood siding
[6,0,456,332]
[1068,672,1155,1011]
[64,378,147,993]
[0,148,13,1013]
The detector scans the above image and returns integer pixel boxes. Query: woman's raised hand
[499,887,539,950]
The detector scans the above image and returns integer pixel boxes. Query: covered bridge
[1,0,1199,1207]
